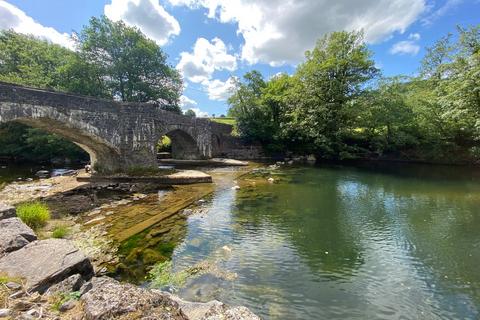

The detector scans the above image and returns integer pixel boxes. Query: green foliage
[184,109,196,117]
[227,26,480,163]
[0,122,89,163]
[157,135,172,152]
[50,291,81,311]
[76,16,182,109]
[52,225,70,239]
[0,30,75,88]
[16,202,51,230]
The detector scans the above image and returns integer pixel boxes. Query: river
[166,163,480,319]
[3,162,480,319]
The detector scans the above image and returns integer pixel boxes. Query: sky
[0,0,479,117]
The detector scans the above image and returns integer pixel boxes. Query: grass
[52,225,70,239]
[16,201,51,229]
[211,117,236,125]
[50,291,81,311]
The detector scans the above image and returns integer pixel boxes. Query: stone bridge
[0,82,255,173]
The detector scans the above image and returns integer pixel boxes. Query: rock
[81,277,185,320]
[0,309,10,317]
[46,274,85,296]
[5,281,22,290]
[231,186,240,190]
[166,294,260,320]
[0,239,93,293]
[306,154,316,162]
[59,300,77,312]
[35,170,49,178]
[0,218,37,256]
[0,203,16,220]
[79,281,93,296]
[267,177,275,183]
[12,300,33,311]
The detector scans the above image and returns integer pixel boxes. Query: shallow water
[165,163,480,319]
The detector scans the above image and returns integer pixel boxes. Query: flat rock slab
[0,218,37,256]
[78,170,212,185]
[0,203,16,220]
[0,239,93,293]
[159,158,249,167]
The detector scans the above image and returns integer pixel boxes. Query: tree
[288,31,378,157]
[184,109,196,117]
[76,16,182,107]
[0,30,75,89]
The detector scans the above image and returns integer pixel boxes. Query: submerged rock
[0,239,93,293]
[0,218,37,256]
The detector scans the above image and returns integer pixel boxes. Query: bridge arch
[1,117,121,172]
[160,128,201,160]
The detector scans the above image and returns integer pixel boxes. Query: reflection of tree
[232,168,365,280]
[333,164,480,308]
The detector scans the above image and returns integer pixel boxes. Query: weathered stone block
[0,239,93,293]
[0,218,37,256]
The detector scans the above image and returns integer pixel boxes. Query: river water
[166,163,480,320]
[3,162,480,319]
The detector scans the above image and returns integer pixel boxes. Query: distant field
[211,117,236,125]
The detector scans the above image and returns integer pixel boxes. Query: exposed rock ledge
[0,204,260,320]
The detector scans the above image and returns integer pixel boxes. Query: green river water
[167,163,480,319]
[3,162,480,319]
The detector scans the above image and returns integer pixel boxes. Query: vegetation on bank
[16,201,51,230]
[52,225,71,239]
[228,26,480,163]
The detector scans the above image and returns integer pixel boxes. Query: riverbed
[3,162,480,319]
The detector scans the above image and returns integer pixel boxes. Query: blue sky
[1,0,479,116]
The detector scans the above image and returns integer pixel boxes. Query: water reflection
[170,164,480,319]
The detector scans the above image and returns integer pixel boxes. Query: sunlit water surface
[169,164,480,320]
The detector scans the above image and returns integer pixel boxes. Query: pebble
[5,282,22,290]
[0,309,11,317]
[59,300,77,312]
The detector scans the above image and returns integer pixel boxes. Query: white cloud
[168,0,427,66]
[179,95,198,107]
[390,41,420,55]
[201,77,237,101]
[409,33,421,41]
[186,107,209,117]
[0,0,74,49]
[422,0,463,26]
[105,0,180,45]
[179,95,209,117]
[176,37,237,83]
[390,32,421,56]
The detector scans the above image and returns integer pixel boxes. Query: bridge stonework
[0,83,258,173]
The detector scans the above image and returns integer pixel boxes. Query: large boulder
[0,203,16,220]
[80,277,186,320]
[0,218,37,256]
[0,239,93,293]
[80,277,260,320]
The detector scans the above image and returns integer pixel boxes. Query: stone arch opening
[1,118,121,172]
[160,129,200,160]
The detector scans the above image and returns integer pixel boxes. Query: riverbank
[0,204,260,319]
